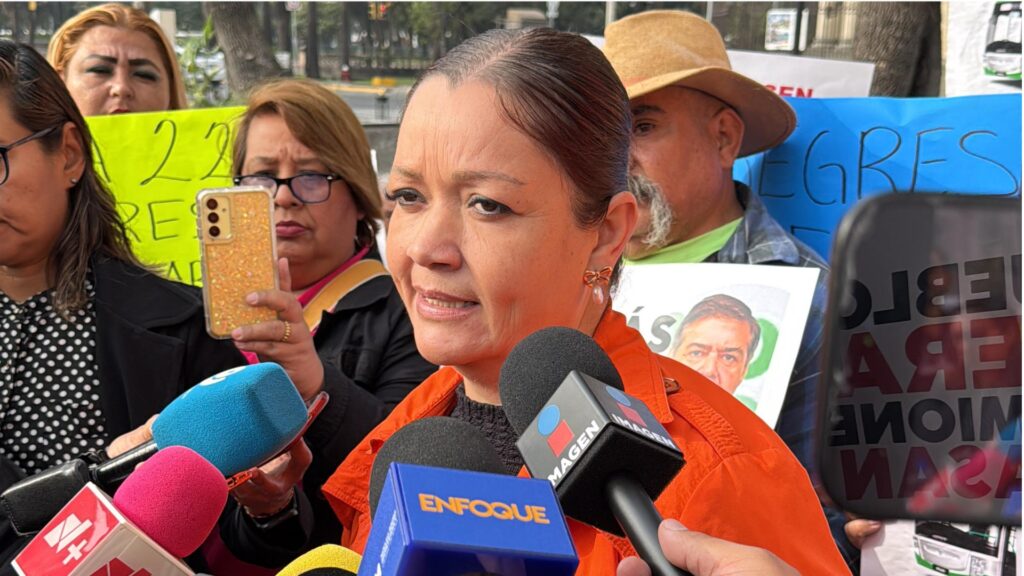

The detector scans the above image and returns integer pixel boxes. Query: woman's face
[0,100,78,271]
[386,77,607,382]
[62,25,171,116]
[242,113,363,291]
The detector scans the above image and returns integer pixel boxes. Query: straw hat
[604,10,795,157]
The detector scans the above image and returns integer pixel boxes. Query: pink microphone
[113,445,229,558]
[14,446,228,575]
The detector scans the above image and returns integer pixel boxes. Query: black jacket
[1,257,245,573]
[220,265,437,568]
[91,257,246,438]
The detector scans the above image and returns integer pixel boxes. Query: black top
[0,280,106,474]
[0,256,245,573]
[220,251,437,569]
[450,386,524,476]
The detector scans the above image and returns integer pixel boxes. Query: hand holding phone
[229,257,326,400]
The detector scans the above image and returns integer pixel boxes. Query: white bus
[985,1,1022,81]
[914,522,1018,575]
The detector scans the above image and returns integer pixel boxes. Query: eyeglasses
[233,173,343,204]
[0,125,60,187]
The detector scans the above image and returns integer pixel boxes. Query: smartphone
[197,186,279,339]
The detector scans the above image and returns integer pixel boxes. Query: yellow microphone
[276,544,362,576]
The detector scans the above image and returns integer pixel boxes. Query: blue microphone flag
[360,463,577,576]
[153,363,307,475]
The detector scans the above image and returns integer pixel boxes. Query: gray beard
[628,174,674,251]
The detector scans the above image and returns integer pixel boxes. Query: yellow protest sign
[86,107,245,286]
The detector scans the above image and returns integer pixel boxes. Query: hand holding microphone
[616,520,799,576]
[232,257,324,401]
[105,415,156,459]
[2,362,309,535]
[232,438,313,518]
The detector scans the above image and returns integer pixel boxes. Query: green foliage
[179,16,231,108]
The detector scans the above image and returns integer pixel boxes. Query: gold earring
[583,266,613,306]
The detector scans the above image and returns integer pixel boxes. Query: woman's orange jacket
[322,310,849,575]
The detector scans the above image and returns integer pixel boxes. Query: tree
[407,2,514,60]
[853,2,941,96]
[305,1,320,78]
[261,2,275,51]
[339,2,351,70]
[208,2,285,98]
[274,2,292,58]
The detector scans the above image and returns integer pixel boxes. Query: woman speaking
[323,28,848,575]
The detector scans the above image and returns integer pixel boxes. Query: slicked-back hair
[408,28,631,231]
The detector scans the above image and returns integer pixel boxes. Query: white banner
[727,49,875,97]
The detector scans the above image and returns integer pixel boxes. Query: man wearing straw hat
[604,9,861,569]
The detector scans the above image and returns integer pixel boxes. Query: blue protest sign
[735,94,1022,260]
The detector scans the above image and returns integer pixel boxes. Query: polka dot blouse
[0,281,107,475]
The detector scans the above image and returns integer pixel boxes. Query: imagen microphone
[360,417,578,576]
[12,446,228,576]
[277,544,362,575]
[500,327,687,576]
[3,363,308,534]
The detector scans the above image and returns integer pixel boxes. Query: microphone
[277,544,362,575]
[368,417,506,517]
[3,363,308,535]
[12,446,227,575]
[499,327,687,576]
[361,417,578,576]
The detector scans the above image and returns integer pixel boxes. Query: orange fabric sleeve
[678,447,851,575]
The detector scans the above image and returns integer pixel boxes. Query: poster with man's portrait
[613,263,819,427]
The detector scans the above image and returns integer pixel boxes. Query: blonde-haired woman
[48,3,186,115]
[219,79,435,570]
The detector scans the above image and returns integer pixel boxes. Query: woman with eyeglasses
[215,79,435,571]
[0,40,242,568]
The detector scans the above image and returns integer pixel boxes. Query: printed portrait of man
[672,294,761,394]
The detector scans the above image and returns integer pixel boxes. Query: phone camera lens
[206,198,219,210]
[209,226,221,238]
[207,212,219,224]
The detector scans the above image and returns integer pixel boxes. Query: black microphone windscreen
[499,326,623,435]
[368,417,506,516]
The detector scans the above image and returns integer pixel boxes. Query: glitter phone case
[197,187,279,339]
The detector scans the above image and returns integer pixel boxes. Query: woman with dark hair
[322,29,848,574]
[0,39,241,566]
